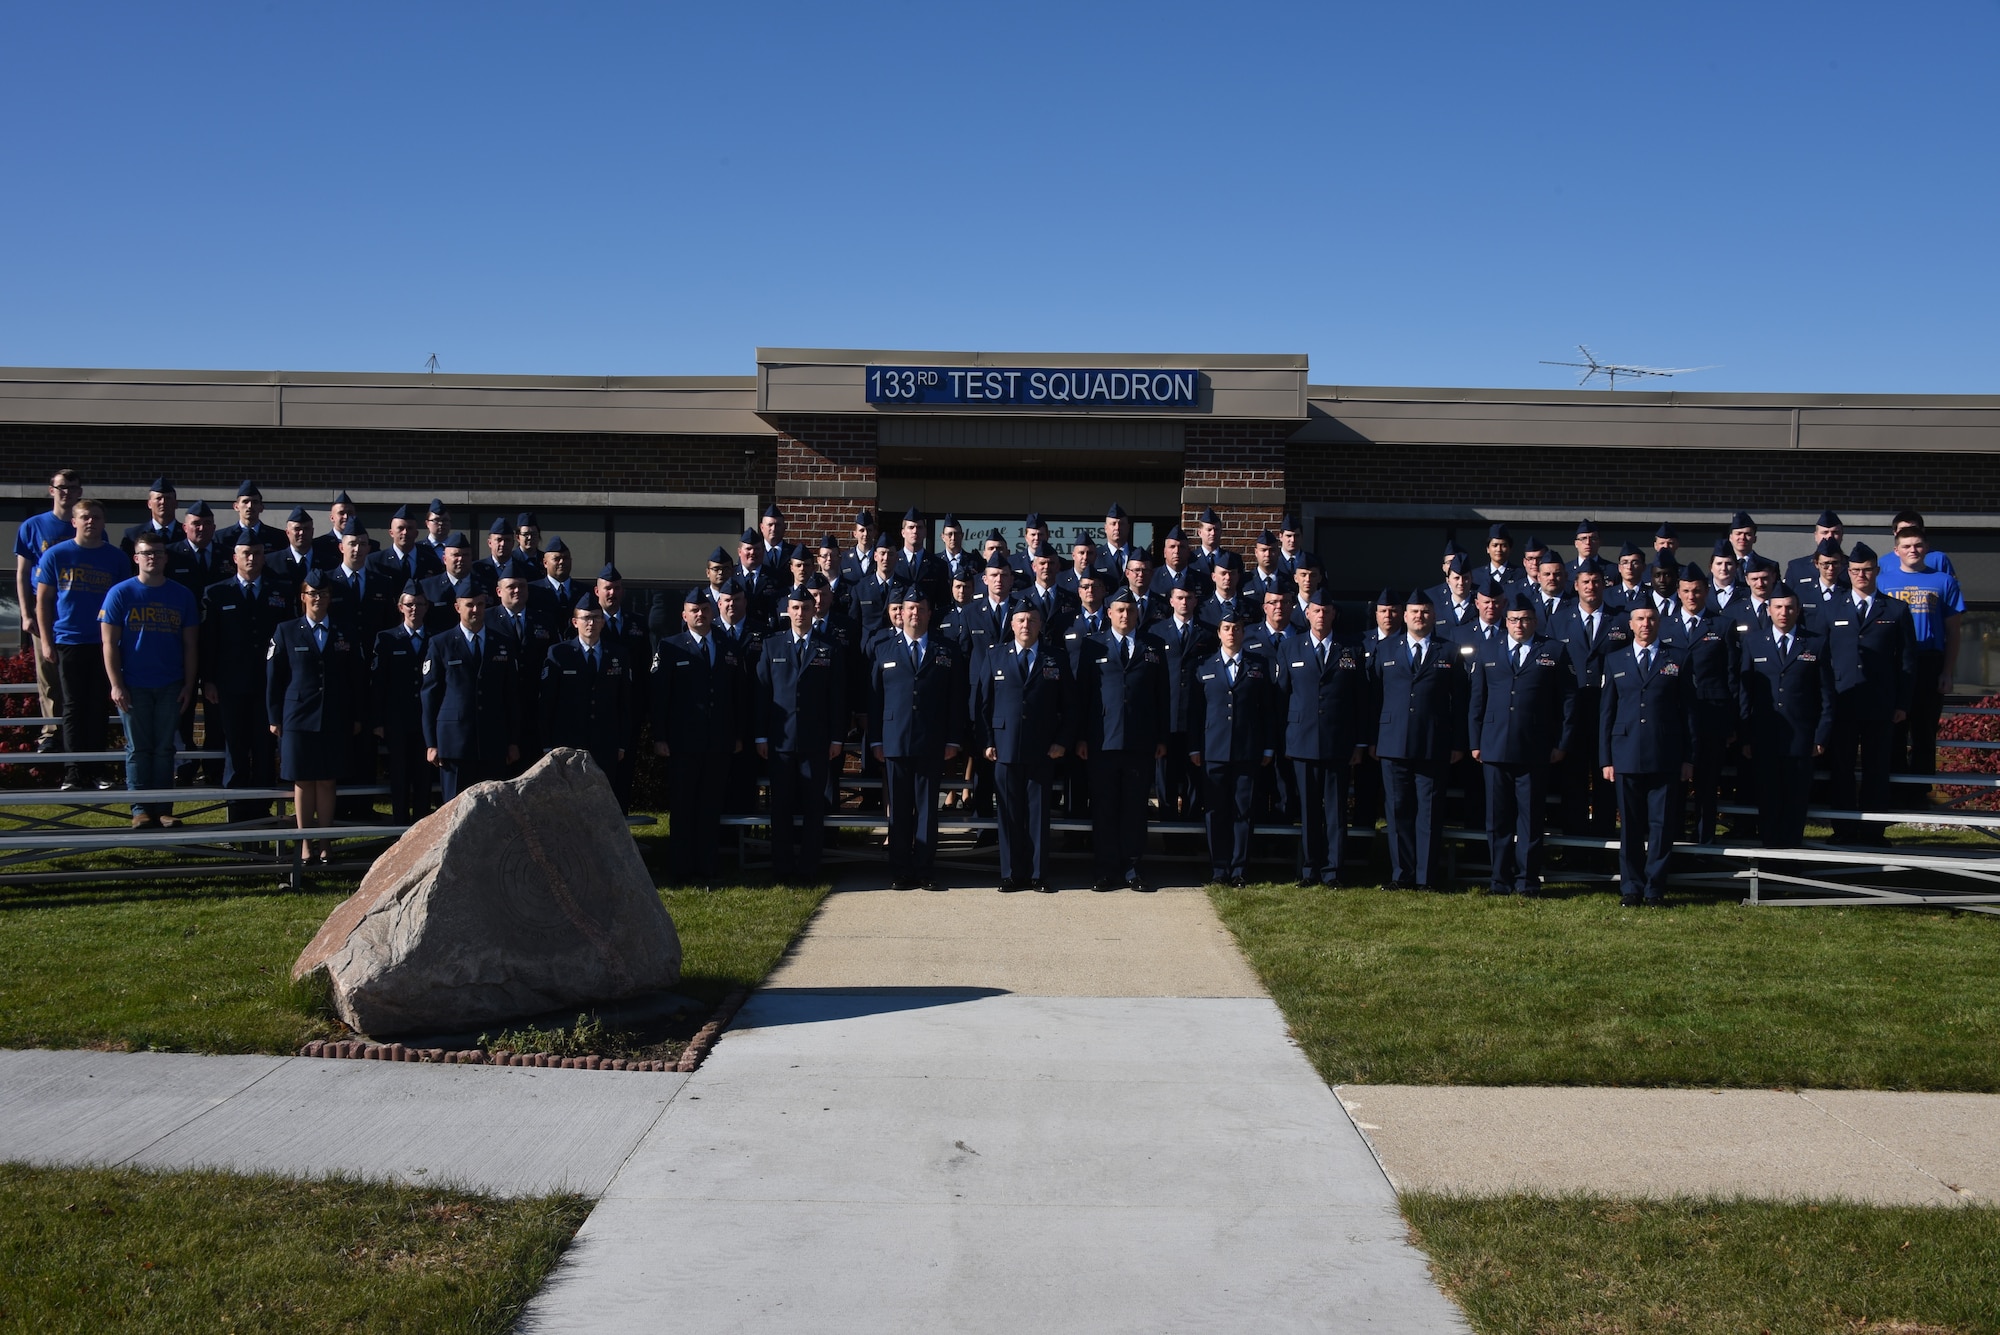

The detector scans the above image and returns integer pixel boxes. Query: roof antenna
[1540,344,1716,390]
[424,353,440,374]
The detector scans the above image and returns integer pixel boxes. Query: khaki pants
[33,633,64,745]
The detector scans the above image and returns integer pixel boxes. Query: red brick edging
[295,986,752,1074]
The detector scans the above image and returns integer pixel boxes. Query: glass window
[612,510,746,584]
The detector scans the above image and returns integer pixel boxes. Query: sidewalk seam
[111,1056,296,1169]
[1793,1090,1976,1201]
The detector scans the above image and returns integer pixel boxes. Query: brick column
[1181,423,1294,552]
[767,414,879,539]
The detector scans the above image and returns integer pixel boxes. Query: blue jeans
[121,683,183,817]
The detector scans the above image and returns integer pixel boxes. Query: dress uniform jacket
[1188,648,1278,881]
[974,642,1075,768]
[1467,635,1579,764]
[892,548,951,610]
[1145,614,1215,821]
[1823,594,1916,721]
[961,598,1014,665]
[1372,636,1467,762]
[418,572,467,633]
[1245,567,1290,601]
[366,542,445,589]
[758,629,847,756]
[1659,607,1739,843]
[328,566,399,644]
[1546,600,1630,834]
[267,544,323,589]
[1078,630,1170,883]
[1060,609,1110,673]
[370,623,434,822]
[538,638,634,767]
[265,617,363,781]
[1275,632,1368,883]
[311,529,374,567]
[851,573,898,640]
[165,540,226,598]
[1147,562,1209,606]
[869,634,968,762]
[121,518,180,556]
[420,627,520,771]
[1195,592,1249,631]
[652,630,747,881]
[214,520,288,557]
[1018,582,1076,636]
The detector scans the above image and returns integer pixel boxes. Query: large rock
[293,749,681,1036]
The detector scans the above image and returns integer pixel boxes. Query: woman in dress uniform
[266,568,363,862]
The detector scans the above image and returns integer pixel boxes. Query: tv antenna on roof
[424,353,440,374]
[1541,344,1716,390]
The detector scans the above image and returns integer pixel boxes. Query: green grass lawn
[0,809,825,1053]
[1210,883,2000,1090]
[0,1163,588,1334]
[1405,1192,2000,1335]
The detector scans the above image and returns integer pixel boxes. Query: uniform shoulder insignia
[422,657,433,674]
[266,641,276,660]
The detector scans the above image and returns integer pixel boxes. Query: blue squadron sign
[865,365,1201,409]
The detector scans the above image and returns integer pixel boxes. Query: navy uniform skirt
[280,728,344,783]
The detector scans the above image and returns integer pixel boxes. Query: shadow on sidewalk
[732,987,1010,1030]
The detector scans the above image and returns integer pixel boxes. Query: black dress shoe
[1127,878,1154,893]
[1296,878,1318,889]
[1620,895,1641,908]
[997,878,1023,893]
[890,878,913,891]
[1229,876,1247,889]
[1092,877,1119,892]
[1032,880,1055,894]
[1643,896,1666,908]
[922,881,947,892]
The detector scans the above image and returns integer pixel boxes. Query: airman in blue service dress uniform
[266,568,364,861]
[1077,588,1169,891]
[202,533,294,822]
[1467,592,1578,896]
[1275,590,1367,885]
[539,591,635,804]
[652,589,746,885]
[1188,608,1278,886]
[371,581,435,824]
[1823,543,1916,844]
[1548,567,1628,836]
[870,586,967,891]
[1599,603,1696,904]
[1371,590,1466,890]
[213,480,287,559]
[1146,583,1216,822]
[973,598,1075,893]
[756,586,848,882]
[1737,587,1835,848]
[421,579,521,803]
[1659,563,1735,844]
[122,476,181,556]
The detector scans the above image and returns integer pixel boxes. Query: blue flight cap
[1301,588,1330,607]
[987,527,1007,543]
[957,552,986,577]
[1446,555,1467,575]
[450,578,479,600]
[1711,540,1735,558]
[819,533,839,550]
[1072,533,1095,550]
[1506,591,1538,613]
[1281,515,1302,533]
[1164,525,1187,542]
[401,579,426,598]
[1618,541,1642,558]
[1296,551,1323,570]
[804,572,832,592]
[1817,509,1843,528]
[1488,523,1512,542]
[1814,538,1846,558]
[902,506,924,524]
[1106,501,1128,519]
[236,480,261,498]
[940,513,961,530]
[1479,579,1505,600]
[1105,587,1137,606]
[427,498,447,515]
[1679,562,1707,582]
[286,505,310,523]
[855,509,874,527]
[873,531,895,551]
[1575,518,1598,535]
[1730,511,1756,530]
[149,476,175,494]
[598,564,622,582]
[1256,530,1277,547]
[442,532,469,550]
[898,584,930,605]
[1374,587,1398,607]
[575,590,602,612]
[1655,522,1679,540]
[1443,541,1468,559]
[739,528,760,545]
[717,575,747,595]
[1213,550,1244,572]
[301,567,334,590]
[707,546,729,565]
[489,517,510,535]
[1749,555,1780,575]
[1023,512,1045,528]
[762,504,784,521]
[1406,589,1435,607]
[229,531,268,550]
[187,500,213,518]
[1537,550,1564,567]
[682,587,709,606]
[1849,541,1879,563]
[515,511,539,529]
[1219,606,1252,625]
[332,490,353,505]
[391,504,415,521]
[784,585,812,604]
[544,536,567,554]
[1198,507,1220,525]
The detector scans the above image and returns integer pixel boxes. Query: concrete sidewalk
[1338,1084,2000,1205]
[520,883,1473,1333]
[0,1047,683,1197]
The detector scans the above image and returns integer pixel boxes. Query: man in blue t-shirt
[100,533,200,825]
[1877,524,1965,794]
[34,499,131,789]
[12,467,80,752]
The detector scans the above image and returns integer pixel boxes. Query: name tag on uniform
[1200,672,1216,680]
[993,669,1007,679]
[1753,656,1769,663]
[1612,670,1627,678]
[1833,619,1851,627]
[883,661,899,669]
[1291,660,1305,668]
[562,669,578,676]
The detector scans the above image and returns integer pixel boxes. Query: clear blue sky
[3,2,1994,392]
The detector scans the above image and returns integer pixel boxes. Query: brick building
[6,348,1999,679]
